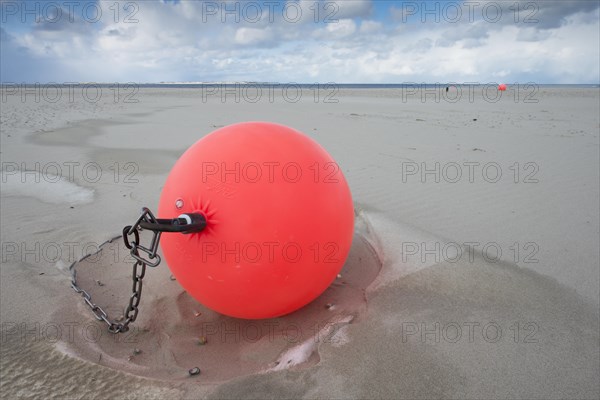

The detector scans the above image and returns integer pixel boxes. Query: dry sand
[1,86,598,399]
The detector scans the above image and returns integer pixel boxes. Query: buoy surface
[158,122,354,319]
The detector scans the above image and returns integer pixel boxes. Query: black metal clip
[122,208,207,268]
[139,213,207,234]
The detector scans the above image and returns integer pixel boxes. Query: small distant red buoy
[158,122,354,319]
[498,83,507,91]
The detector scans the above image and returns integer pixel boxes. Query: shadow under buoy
[55,208,383,382]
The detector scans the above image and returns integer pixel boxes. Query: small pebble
[39,272,45,275]
[325,303,334,310]
[133,348,141,355]
[189,367,201,376]
[170,275,176,281]
[197,336,207,345]
[116,315,124,322]
[194,311,201,317]
[96,280,104,286]
[336,274,342,279]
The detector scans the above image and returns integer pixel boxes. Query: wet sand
[1,87,598,398]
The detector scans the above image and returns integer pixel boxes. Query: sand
[1,86,598,399]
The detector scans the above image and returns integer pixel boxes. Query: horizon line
[1,82,599,86]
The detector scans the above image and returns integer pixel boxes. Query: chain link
[71,208,162,334]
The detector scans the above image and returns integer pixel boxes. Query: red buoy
[498,83,507,91]
[158,122,354,319]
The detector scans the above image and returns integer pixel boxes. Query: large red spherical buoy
[158,122,354,319]
[498,83,507,91]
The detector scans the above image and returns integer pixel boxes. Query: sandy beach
[1,86,599,399]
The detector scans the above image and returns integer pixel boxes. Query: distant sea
[138,83,600,89]
[1,83,599,89]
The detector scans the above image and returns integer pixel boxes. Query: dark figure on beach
[446,86,449,92]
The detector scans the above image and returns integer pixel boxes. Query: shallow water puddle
[56,211,382,382]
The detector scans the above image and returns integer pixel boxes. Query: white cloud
[234,27,272,45]
[314,18,356,39]
[516,27,552,42]
[359,20,382,34]
[329,18,357,36]
[1,0,598,83]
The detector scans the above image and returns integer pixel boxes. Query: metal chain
[70,208,157,333]
[71,207,206,334]
[71,208,161,333]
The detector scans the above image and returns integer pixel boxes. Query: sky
[1,0,599,83]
